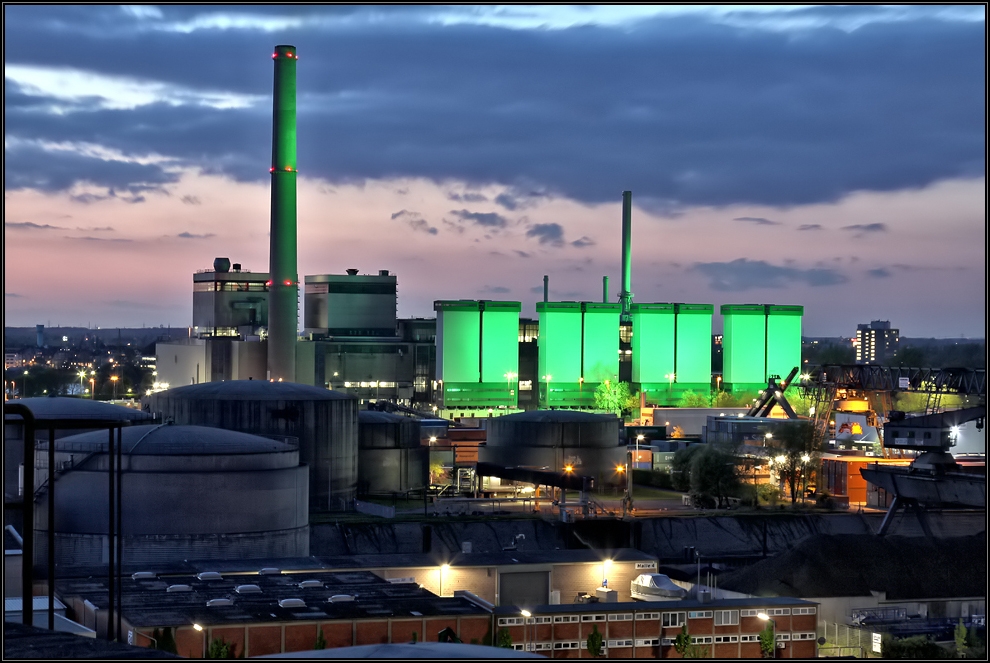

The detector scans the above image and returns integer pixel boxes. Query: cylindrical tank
[357,411,427,496]
[481,410,625,480]
[3,397,153,506]
[35,423,308,567]
[145,380,357,511]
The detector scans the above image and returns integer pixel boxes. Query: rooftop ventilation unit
[235,584,262,595]
[197,572,223,581]
[207,598,234,607]
[298,580,323,589]
[329,595,355,603]
[131,572,156,580]
[278,598,306,609]
[258,567,281,575]
[346,269,359,276]
[166,585,192,593]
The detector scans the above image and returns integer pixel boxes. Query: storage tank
[480,410,625,480]
[145,380,357,511]
[35,423,308,567]
[3,397,153,505]
[357,411,427,495]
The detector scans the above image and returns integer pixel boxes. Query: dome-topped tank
[357,410,427,495]
[36,423,308,567]
[145,380,357,511]
[480,410,624,478]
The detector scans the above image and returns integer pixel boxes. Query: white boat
[630,573,688,602]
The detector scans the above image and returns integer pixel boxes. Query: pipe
[602,276,609,304]
[268,44,298,382]
[543,275,549,303]
[619,191,633,319]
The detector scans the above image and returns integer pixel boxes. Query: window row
[715,610,739,625]
[715,635,740,643]
[581,614,606,622]
[691,636,714,644]
[608,613,633,621]
[553,615,579,623]
[793,607,817,615]
[607,639,633,648]
[688,610,713,619]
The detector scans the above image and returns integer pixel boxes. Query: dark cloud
[841,223,888,233]
[514,250,532,258]
[867,267,892,278]
[392,209,439,235]
[78,226,115,232]
[5,221,65,230]
[176,232,216,239]
[797,224,823,231]
[2,8,984,209]
[5,293,24,298]
[571,236,596,248]
[181,195,201,205]
[690,258,848,291]
[479,285,511,294]
[449,209,509,228]
[526,223,565,247]
[65,236,133,242]
[733,216,780,225]
[447,192,488,202]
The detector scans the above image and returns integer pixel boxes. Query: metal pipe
[107,426,115,641]
[48,426,55,630]
[619,191,633,319]
[543,275,549,303]
[268,44,298,382]
[602,276,609,304]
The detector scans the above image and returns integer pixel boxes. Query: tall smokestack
[602,276,609,304]
[543,275,549,303]
[268,44,298,382]
[619,190,633,320]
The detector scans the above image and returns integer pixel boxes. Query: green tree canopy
[689,445,740,508]
[594,379,631,416]
[768,421,821,505]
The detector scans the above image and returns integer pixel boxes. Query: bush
[632,468,675,490]
[734,483,758,507]
[882,634,953,659]
[757,483,780,506]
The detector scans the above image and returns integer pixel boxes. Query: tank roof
[358,411,418,424]
[55,424,296,455]
[155,380,354,401]
[495,410,617,424]
[4,397,153,422]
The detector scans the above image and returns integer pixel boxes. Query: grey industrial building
[34,423,309,568]
[357,411,428,496]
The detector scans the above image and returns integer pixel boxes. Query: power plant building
[721,304,803,393]
[357,410,428,496]
[434,300,521,411]
[536,302,620,408]
[304,270,397,337]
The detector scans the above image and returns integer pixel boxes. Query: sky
[3,5,986,337]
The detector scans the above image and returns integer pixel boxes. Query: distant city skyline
[4,5,986,337]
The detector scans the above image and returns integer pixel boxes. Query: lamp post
[21,371,29,398]
[664,372,675,403]
[78,370,87,396]
[110,375,119,401]
[90,370,96,400]
[439,563,449,597]
[757,613,776,658]
[193,623,206,658]
[520,609,531,652]
[541,374,552,408]
[504,371,517,406]
[801,453,810,503]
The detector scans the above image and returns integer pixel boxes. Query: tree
[586,624,604,657]
[673,624,691,656]
[769,421,820,505]
[758,621,775,658]
[671,444,703,491]
[594,379,632,416]
[678,390,711,408]
[954,620,968,657]
[882,634,953,659]
[429,461,447,485]
[314,627,326,650]
[207,637,236,659]
[154,627,178,654]
[495,627,513,649]
[689,445,740,508]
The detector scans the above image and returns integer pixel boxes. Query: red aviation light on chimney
[284,166,292,171]
[283,280,292,286]
[269,167,275,173]
[265,280,273,287]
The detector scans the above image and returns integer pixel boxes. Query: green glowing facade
[536,302,620,408]
[673,303,713,397]
[721,304,767,392]
[268,44,298,381]
[721,304,804,393]
[435,300,520,408]
[631,303,675,395]
[766,305,803,381]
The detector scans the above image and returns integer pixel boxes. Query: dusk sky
[4,5,986,337]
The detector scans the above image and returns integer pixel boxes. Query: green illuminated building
[537,302,620,408]
[721,304,803,394]
[631,303,713,405]
[435,300,521,409]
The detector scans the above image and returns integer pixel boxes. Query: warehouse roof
[496,410,618,424]
[4,396,153,422]
[3,621,177,659]
[56,570,488,629]
[493,595,817,616]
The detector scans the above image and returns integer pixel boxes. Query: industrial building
[34,423,309,568]
[357,411,428,496]
[721,305,804,394]
[145,380,357,512]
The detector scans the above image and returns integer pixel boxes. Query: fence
[353,500,395,519]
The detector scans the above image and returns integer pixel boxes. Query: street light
[78,370,87,395]
[21,371,29,398]
[541,374,552,408]
[664,373,675,402]
[801,454,811,503]
[504,371,517,404]
[520,609,532,652]
[193,623,206,658]
[439,563,450,596]
[757,613,777,658]
[110,375,119,400]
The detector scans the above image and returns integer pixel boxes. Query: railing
[353,500,396,519]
